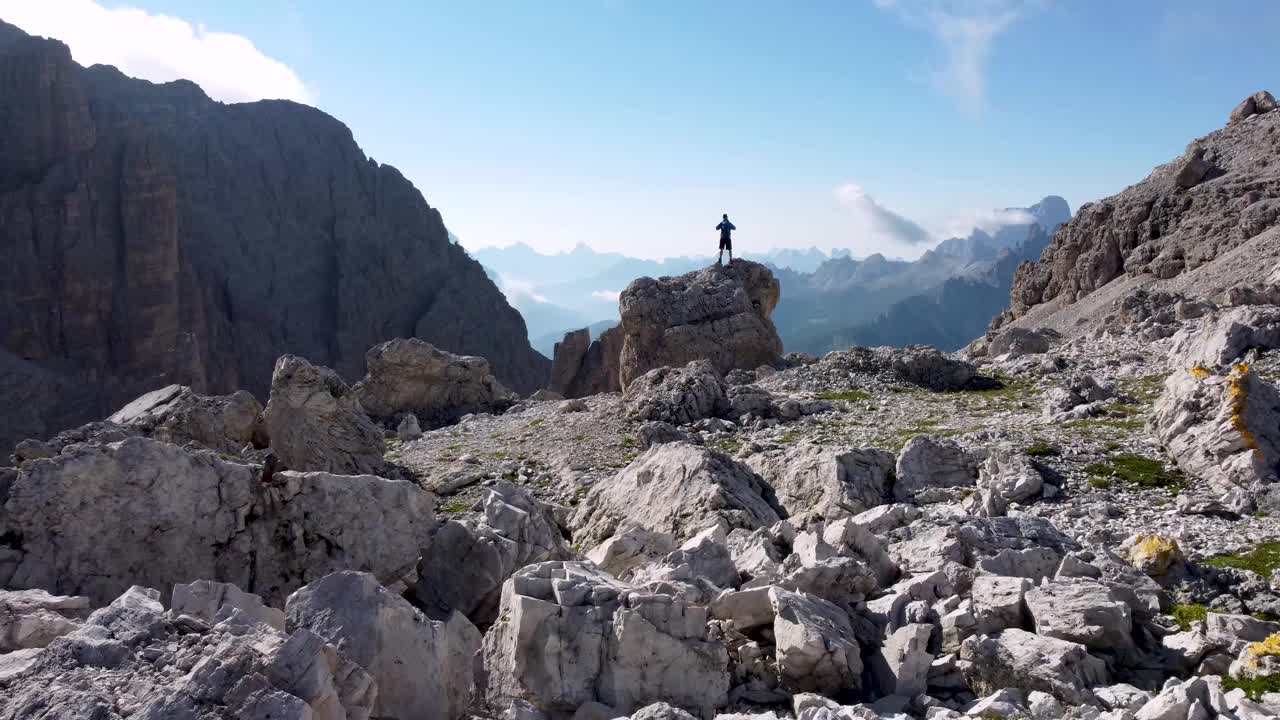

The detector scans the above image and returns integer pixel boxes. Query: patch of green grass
[713,437,743,455]
[1223,673,1280,701]
[1202,542,1280,577]
[1087,476,1112,490]
[1120,374,1169,404]
[1171,604,1208,631]
[816,390,872,402]
[1085,455,1185,491]
[620,452,638,464]
[1025,440,1061,458]
[439,499,471,513]
[527,418,546,428]
[1103,441,1123,452]
[621,436,638,449]
[778,431,802,444]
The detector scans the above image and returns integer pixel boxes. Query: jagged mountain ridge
[0,20,549,453]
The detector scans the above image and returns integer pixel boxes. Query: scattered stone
[108,384,266,453]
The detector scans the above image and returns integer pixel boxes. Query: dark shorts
[719,236,732,251]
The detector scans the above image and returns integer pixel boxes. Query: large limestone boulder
[480,561,729,716]
[262,354,385,474]
[0,585,376,720]
[414,480,574,626]
[960,628,1108,706]
[0,588,90,651]
[747,445,895,524]
[170,579,285,631]
[894,435,979,502]
[1153,363,1280,494]
[287,571,482,720]
[814,346,976,391]
[971,447,1044,517]
[769,588,863,695]
[1025,579,1133,652]
[0,436,436,606]
[623,361,730,425]
[1169,306,1280,370]
[618,261,783,388]
[571,442,784,547]
[108,384,266,453]
[987,327,1057,358]
[352,338,514,427]
[1230,90,1278,124]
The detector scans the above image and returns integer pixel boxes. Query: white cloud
[591,290,621,302]
[872,0,1039,114]
[939,207,1035,238]
[494,273,548,306]
[0,0,312,104]
[833,183,933,247]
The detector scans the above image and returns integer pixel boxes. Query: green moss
[816,390,872,402]
[713,437,743,454]
[778,431,801,444]
[527,419,545,428]
[1203,542,1280,576]
[1223,673,1280,701]
[1172,604,1208,631]
[1025,440,1061,458]
[1085,455,1185,491]
[621,436,639,449]
[440,499,471,513]
[1087,476,1112,490]
[1103,441,1123,452]
[620,452,638,464]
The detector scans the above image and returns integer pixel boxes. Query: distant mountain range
[474,196,1070,357]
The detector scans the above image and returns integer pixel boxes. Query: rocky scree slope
[0,19,549,455]
[996,91,1280,333]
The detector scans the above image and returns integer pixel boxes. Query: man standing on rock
[716,213,736,266]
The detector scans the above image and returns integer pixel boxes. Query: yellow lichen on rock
[1246,633,1280,668]
[1229,364,1260,453]
[1128,534,1184,576]
[1189,365,1211,379]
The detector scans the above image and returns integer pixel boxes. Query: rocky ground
[3,93,1280,720]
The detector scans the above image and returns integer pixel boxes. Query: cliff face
[998,93,1280,329]
[0,21,549,451]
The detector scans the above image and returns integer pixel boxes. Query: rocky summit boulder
[1153,363,1280,495]
[747,444,895,524]
[1230,90,1278,124]
[480,561,729,716]
[623,360,730,425]
[352,338,515,428]
[550,325,625,398]
[0,436,435,606]
[262,354,386,475]
[571,442,785,548]
[286,571,482,720]
[107,384,267,453]
[618,261,783,388]
[0,585,376,719]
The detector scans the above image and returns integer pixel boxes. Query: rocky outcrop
[549,325,624,398]
[0,588,89,651]
[1230,90,1278,125]
[571,442,784,547]
[351,338,515,428]
[1153,363,1280,497]
[1000,91,1280,328]
[262,354,386,475]
[107,384,266,453]
[1169,305,1280,370]
[618,261,783,388]
[623,361,730,425]
[0,20,549,456]
[286,571,482,720]
[413,480,573,627]
[808,346,976,391]
[0,436,435,606]
[0,585,377,719]
[746,445,895,524]
[479,561,729,716]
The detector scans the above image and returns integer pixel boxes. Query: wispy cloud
[0,0,313,105]
[872,0,1039,114]
[495,273,548,305]
[591,290,621,303]
[940,207,1035,238]
[833,183,933,247]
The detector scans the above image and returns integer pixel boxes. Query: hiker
[716,213,736,266]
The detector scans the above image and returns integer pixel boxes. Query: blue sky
[5,0,1278,259]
